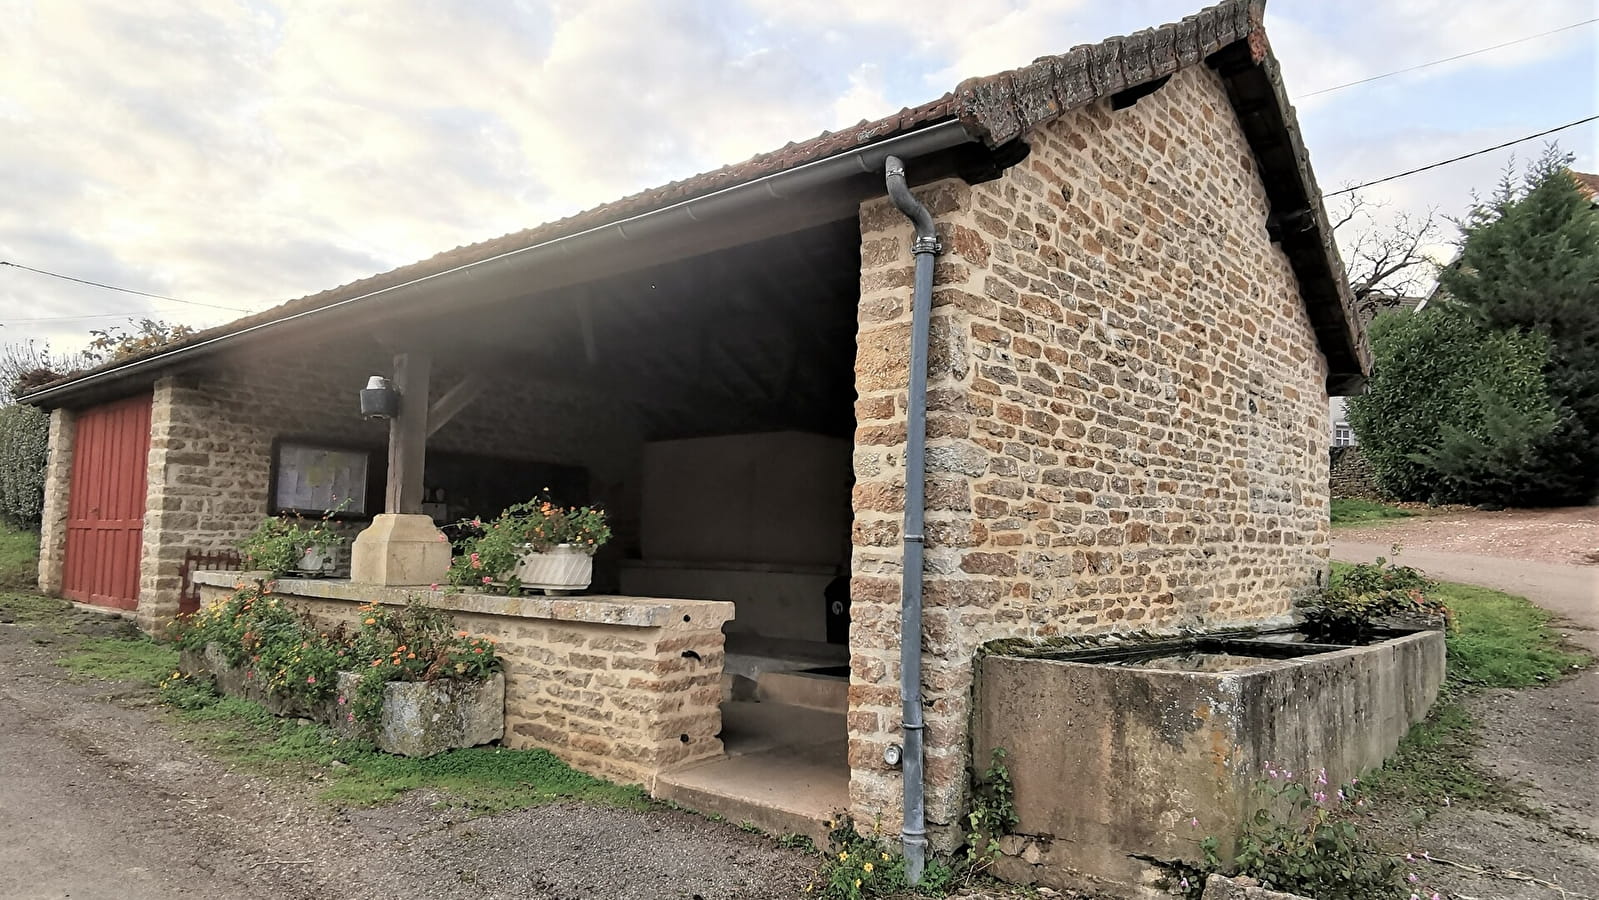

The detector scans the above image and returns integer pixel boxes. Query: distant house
[21,0,1368,887]
[1572,169,1599,206]
[1328,292,1423,446]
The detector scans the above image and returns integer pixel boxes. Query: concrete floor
[654,700,848,845]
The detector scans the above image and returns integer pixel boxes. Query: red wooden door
[62,394,152,609]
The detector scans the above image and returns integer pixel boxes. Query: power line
[0,312,157,324]
[0,260,250,312]
[1325,114,1599,197]
[1294,18,1599,99]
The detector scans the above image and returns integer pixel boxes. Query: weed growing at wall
[1303,556,1453,643]
[1182,767,1445,900]
[810,817,953,899]
[965,747,1018,870]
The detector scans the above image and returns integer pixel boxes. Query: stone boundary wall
[1329,446,1382,500]
[195,573,731,788]
[848,64,1331,845]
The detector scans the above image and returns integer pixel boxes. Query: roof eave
[21,119,981,409]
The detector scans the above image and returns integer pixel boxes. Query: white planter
[296,546,336,575]
[514,544,593,594]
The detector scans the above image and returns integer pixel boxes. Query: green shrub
[1302,558,1452,643]
[179,584,500,728]
[0,404,48,527]
[1347,309,1560,506]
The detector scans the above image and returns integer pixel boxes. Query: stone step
[653,743,847,848]
[755,670,847,713]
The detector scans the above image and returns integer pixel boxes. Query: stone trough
[180,643,505,757]
[974,629,1446,895]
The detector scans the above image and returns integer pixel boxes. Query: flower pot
[514,544,593,595]
[295,546,336,576]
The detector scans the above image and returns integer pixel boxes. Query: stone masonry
[195,574,732,787]
[848,65,1331,844]
[35,407,76,597]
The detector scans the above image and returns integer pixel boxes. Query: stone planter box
[974,629,1446,895]
[332,671,504,757]
[181,643,504,758]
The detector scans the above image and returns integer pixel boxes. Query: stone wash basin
[974,629,1445,895]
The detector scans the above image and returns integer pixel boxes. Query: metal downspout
[884,154,939,885]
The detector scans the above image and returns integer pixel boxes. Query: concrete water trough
[974,628,1446,895]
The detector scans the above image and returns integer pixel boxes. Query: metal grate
[177,548,242,616]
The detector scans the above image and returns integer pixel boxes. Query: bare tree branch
[1330,194,1442,320]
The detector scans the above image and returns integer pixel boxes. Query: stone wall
[1329,446,1382,500]
[135,345,640,630]
[848,65,1331,843]
[36,407,77,596]
[195,574,732,786]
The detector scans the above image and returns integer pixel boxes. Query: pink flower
[337,696,346,705]
[347,713,355,722]
[1189,817,1199,828]
[1317,768,1328,786]
[1180,878,1189,890]
[482,576,492,584]
[306,675,316,684]
[429,583,439,591]
[1408,874,1419,884]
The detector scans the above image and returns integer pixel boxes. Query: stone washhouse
[24,0,1388,890]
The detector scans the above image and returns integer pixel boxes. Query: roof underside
[24,0,1365,404]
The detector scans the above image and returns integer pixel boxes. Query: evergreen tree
[1437,147,1599,500]
[1348,309,1559,505]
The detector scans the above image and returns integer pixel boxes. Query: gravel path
[1336,506,1599,567]
[1335,534,1599,900]
[0,616,819,900]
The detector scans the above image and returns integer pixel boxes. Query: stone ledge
[192,570,735,630]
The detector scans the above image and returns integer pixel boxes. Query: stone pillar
[137,377,191,632]
[36,407,76,596]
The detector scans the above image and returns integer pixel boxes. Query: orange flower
[364,618,376,625]
[370,659,382,668]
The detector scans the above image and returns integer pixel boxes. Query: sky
[1,0,1595,354]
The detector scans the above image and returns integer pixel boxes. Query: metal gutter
[23,118,978,407]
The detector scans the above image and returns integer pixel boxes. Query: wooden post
[385,351,430,515]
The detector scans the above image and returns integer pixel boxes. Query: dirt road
[0,618,818,900]
[1335,531,1599,899]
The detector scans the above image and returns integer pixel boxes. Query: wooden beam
[427,373,486,437]
[385,351,431,515]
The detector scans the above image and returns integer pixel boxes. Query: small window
[271,441,373,517]
[1333,426,1353,447]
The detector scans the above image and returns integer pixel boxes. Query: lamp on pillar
[360,376,399,420]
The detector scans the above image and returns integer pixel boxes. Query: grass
[1435,580,1589,688]
[1329,498,1413,527]
[157,676,647,811]
[60,637,179,685]
[1356,569,1590,812]
[0,523,39,590]
[0,591,75,627]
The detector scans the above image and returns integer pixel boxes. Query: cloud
[0,0,1593,354]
